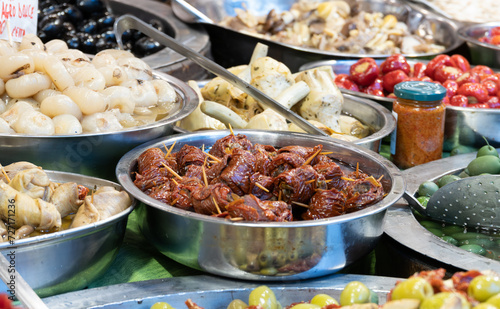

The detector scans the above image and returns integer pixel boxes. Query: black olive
[66,35,81,49]
[76,32,97,54]
[97,14,115,31]
[99,29,116,43]
[39,15,64,40]
[78,19,98,35]
[62,22,76,33]
[133,37,163,57]
[40,4,60,16]
[39,0,59,12]
[61,4,84,25]
[95,37,116,52]
[76,0,105,16]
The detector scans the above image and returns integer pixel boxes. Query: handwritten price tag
[0,0,37,42]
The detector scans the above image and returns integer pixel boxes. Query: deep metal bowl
[300,59,500,150]
[458,22,500,69]
[116,130,405,281]
[108,0,211,80]
[0,170,136,298]
[0,71,198,181]
[172,0,462,72]
[384,153,500,275]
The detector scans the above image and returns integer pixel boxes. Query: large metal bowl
[0,71,198,181]
[300,59,500,150]
[116,130,405,281]
[458,22,500,69]
[172,0,462,72]
[0,170,136,298]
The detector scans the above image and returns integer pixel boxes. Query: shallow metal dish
[42,273,403,308]
[458,22,500,69]
[116,130,405,281]
[384,153,500,274]
[0,170,136,298]
[109,0,211,80]
[0,71,198,180]
[300,59,500,150]
[172,0,462,72]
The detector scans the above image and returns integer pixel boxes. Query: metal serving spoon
[406,175,500,229]
[113,14,329,137]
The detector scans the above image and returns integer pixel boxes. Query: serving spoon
[114,14,329,137]
[405,174,500,229]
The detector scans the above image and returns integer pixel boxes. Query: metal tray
[384,152,500,274]
[171,0,462,72]
[42,274,403,308]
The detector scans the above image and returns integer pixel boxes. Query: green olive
[485,292,500,308]
[420,292,470,309]
[458,238,496,248]
[420,221,443,230]
[468,275,500,302]
[437,174,461,188]
[440,236,459,246]
[477,144,499,158]
[260,267,278,276]
[248,285,278,309]
[427,228,445,237]
[460,244,487,256]
[150,302,175,309]
[310,294,338,307]
[418,181,439,197]
[289,304,321,309]
[442,225,465,235]
[391,277,434,301]
[474,303,498,309]
[451,145,477,156]
[417,196,430,207]
[451,232,489,241]
[467,155,500,176]
[458,169,470,178]
[227,299,248,309]
[340,281,372,306]
[258,250,274,268]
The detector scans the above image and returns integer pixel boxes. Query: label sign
[0,0,37,42]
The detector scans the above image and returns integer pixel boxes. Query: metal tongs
[113,15,329,137]
[405,175,500,229]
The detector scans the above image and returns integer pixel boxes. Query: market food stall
[0,0,499,307]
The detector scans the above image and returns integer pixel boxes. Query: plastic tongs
[113,14,329,137]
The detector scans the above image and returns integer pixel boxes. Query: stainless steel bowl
[458,22,500,69]
[0,72,198,180]
[301,59,500,150]
[0,170,136,298]
[109,0,211,80]
[172,0,462,72]
[384,153,500,275]
[116,130,405,281]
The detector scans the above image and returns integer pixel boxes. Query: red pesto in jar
[391,81,447,169]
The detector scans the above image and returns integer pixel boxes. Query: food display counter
[0,0,500,307]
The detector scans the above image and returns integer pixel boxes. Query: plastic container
[390,81,447,169]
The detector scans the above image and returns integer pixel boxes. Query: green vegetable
[420,292,469,309]
[467,155,500,176]
[249,285,278,309]
[427,228,445,237]
[417,196,430,207]
[440,236,458,246]
[390,277,434,301]
[419,221,442,230]
[458,169,469,178]
[459,244,487,256]
[468,275,500,302]
[451,232,491,241]
[340,281,373,306]
[310,294,338,307]
[450,145,477,156]
[437,174,461,188]
[458,238,496,248]
[418,181,439,197]
[477,137,499,158]
[442,225,465,235]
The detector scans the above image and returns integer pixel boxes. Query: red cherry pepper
[349,58,379,86]
[425,54,452,79]
[380,54,411,75]
[482,80,499,96]
[411,62,427,78]
[418,76,433,83]
[481,73,500,86]
[334,74,360,92]
[442,80,458,98]
[442,96,450,105]
[365,77,385,96]
[457,82,489,103]
[491,27,500,36]
[382,69,409,93]
[450,54,470,72]
[450,95,469,107]
[433,65,463,83]
[487,96,500,108]
[470,65,494,79]
[456,72,480,86]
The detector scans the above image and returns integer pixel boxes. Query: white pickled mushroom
[116,57,153,81]
[121,79,158,108]
[42,55,75,91]
[19,48,49,73]
[100,86,135,114]
[91,49,135,68]
[6,98,40,110]
[44,39,69,54]
[18,33,44,51]
[52,114,83,135]
[98,65,128,87]
[63,86,107,115]
[5,72,52,98]
[0,53,35,80]
[1,101,35,126]
[33,89,61,103]
[245,109,288,131]
[71,66,106,91]
[250,56,295,99]
[40,94,83,120]
[0,117,14,133]
[151,79,177,112]
[81,111,123,133]
[0,40,18,56]
[57,49,92,75]
[12,110,55,135]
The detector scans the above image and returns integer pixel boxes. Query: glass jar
[390,81,447,169]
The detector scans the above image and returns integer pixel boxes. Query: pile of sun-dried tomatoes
[334,53,500,108]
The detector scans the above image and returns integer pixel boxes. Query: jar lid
[394,81,447,101]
